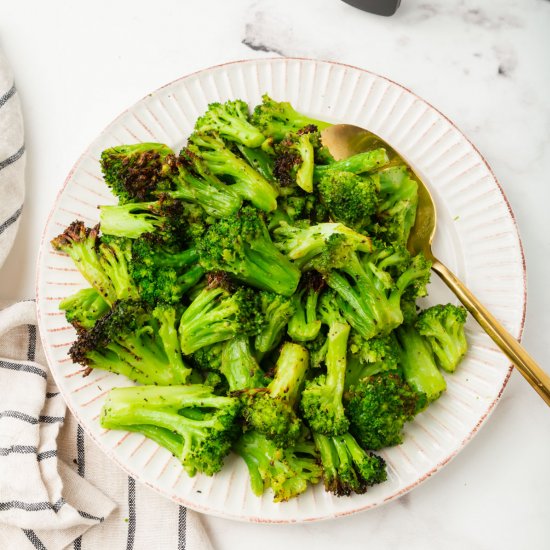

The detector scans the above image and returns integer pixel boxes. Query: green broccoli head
[318,170,379,231]
[194,99,265,147]
[51,222,137,306]
[100,143,176,202]
[234,430,322,502]
[101,384,241,477]
[345,372,421,450]
[70,300,191,385]
[130,238,204,305]
[241,342,309,446]
[287,271,325,342]
[273,221,372,270]
[274,128,317,192]
[197,206,301,296]
[416,304,468,372]
[251,94,331,141]
[300,320,350,436]
[178,285,265,355]
[187,132,278,212]
[313,432,387,496]
[254,292,295,353]
[374,165,419,246]
[59,287,110,333]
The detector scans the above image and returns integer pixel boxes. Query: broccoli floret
[220,336,266,392]
[345,372,422,450]
[70,301,192,385]
[167,150,242,218]
[395,324,446,403]
[51,222,138,305]
[197,206,301,296]
[300,295,350,436]
[100,143,176,202]
[59,287,110,332]
[240,342,309,446]
[416,304,468,373]
[313,148,389,180]
[236,144,276,184]
[100,384,241,476]
[178,285,264,355]
[130,239,204,305]
[374,165,418,246]
[194,99,265,147]
[99,196,186,240]
[345,334,399,389]
[273,221,372,270]
[287,271,325,342]
[305,332,329,369]
[274,130,316,192]
[234,430,322,502]
[317,170,379,230]
[319,239,431,340]
[254,292,295,354]
[313,432,386,496]
[251,94,330,141]
[191,342,225,372]
[187,133,278,212]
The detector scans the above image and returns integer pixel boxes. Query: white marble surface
[2,0,549,548]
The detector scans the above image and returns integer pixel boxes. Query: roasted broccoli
[416,304,468,373]
[51,222,138,305]
[395,324,447,403]
[274,129,316,192]
[100,384,241,476]
[100,143,176,202]
[70,301,191,385]
[241,342,309,446]
[130,239,204,305]
[300,293,350,436]
[59,287,110,332]
[178,285,264,355]
[251,94,330,141]
[287,271,325,342]
[195,99,265,147]
[273,221,372,270]
[375,165,418,246]
[254,292,295,354]
[188,132,278,212]
[197,206,301,296]
[234,430,322,502]
[313,431,387,496]
[345,372,422,450]
[220,336,266,392]
[313,148,389,180]
[317,170,379,231]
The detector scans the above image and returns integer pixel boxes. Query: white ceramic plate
[36,58,526,523]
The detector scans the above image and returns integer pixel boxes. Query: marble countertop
[2,0,549,548]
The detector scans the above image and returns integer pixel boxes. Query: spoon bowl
[321,124,550,405]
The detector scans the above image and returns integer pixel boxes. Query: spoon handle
[431,259,550,406]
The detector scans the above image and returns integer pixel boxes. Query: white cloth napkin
[0,47,213,550]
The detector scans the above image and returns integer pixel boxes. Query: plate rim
[35,57,527,523]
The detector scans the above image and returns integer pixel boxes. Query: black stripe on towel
[0,445,37,456]
[0,84,16,108]
[0,498,65,513]
[126,477,136,550]
[27,325,36,361]
[0,411,64,424]
[178,506,187,550]
[0,205,23,236]
[0,144,25,172]
[0,359,45,379]
[22,529,47,550]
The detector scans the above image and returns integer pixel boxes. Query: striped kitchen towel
[0,48,213,550]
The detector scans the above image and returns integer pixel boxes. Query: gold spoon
[321,124,550,406]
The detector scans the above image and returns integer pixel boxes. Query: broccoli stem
[99,202,165,238]
[268,342,309,405]
[314,148,389,179]
[221,336,265,392]
[396,325,446,403]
